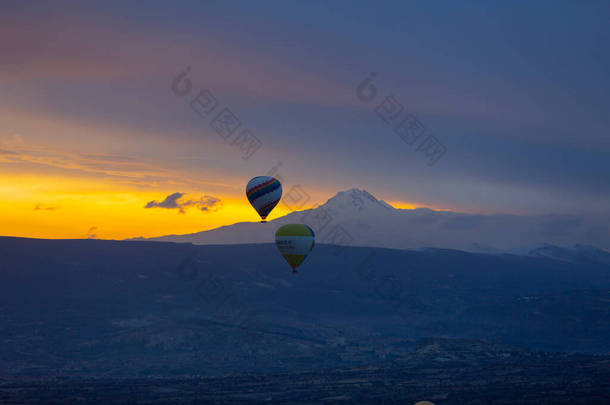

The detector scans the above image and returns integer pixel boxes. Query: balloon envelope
[275,224,315,272]
[246,176,282,221]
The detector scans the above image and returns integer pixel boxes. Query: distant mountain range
[131,188,610,253]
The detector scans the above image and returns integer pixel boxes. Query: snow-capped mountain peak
[320,188,395,213]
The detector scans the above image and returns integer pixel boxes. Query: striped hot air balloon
[275,224,315,274]
[246,176,282,223]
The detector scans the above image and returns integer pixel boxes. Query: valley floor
[2,339,610,404]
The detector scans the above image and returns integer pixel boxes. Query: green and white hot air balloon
[275,224,315,274]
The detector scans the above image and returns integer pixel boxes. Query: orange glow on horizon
[386,201,418,210]
[0,170,455,240]
[387,200,455,212]
[0,173,294,240]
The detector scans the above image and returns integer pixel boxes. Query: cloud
[182,195,222,212]
[0,149,19,155]
[145,192,184,210]
[34,203,57,211]
[144,193,221,214]
[0,134,24,149]
[87,226,98,239]
[0,135,24,156]
[0,14,352,107]
[0,139,230,190]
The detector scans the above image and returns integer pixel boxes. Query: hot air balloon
[275,224,315,274]
[246,176,282,223]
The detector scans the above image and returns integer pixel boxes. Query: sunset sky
[1,1,609,240]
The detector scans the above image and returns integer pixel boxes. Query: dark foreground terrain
[1,338,610,404]
[1,237,609,402]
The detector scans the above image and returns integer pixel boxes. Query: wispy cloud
[0,15,353,107]
[87,226,98,239]
[0,134,24,149]
[34,203,57,211]
[145,192,221,214]
[0,149,19,155]
[181,195,222,212]
[0,135,231,189]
